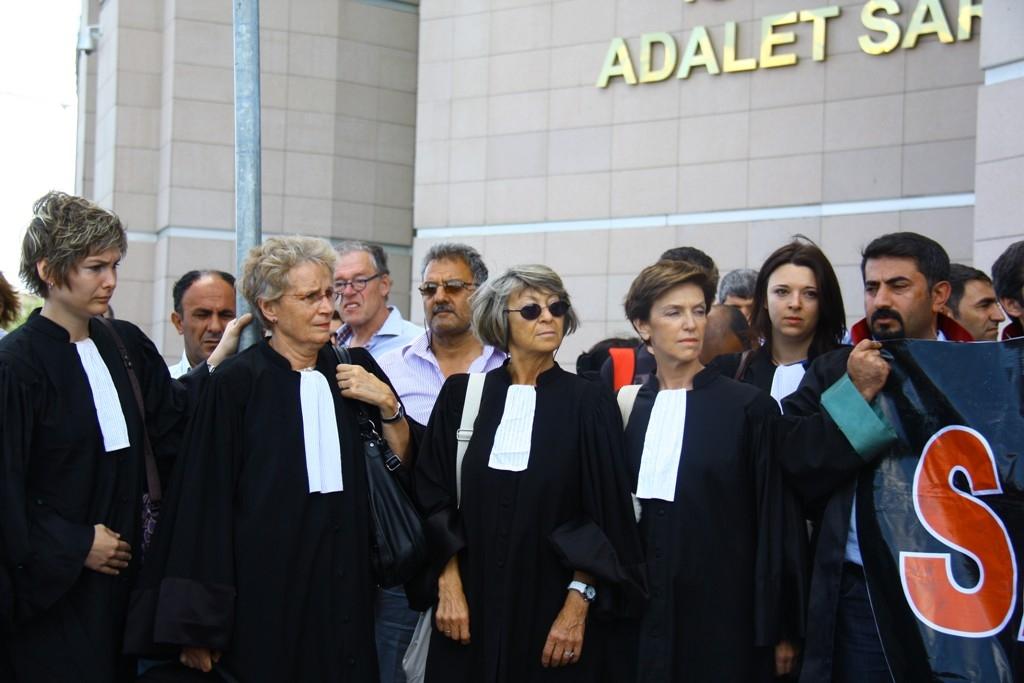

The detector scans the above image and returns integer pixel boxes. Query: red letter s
[900,426,1017,638]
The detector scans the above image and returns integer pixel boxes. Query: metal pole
[233,0,262,350]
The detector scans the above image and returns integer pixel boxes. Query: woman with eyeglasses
[619,260,806,682]
[129,236,412,681]
[411,264,646,682]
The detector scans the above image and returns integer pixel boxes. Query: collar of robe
[636,388,688,502]
[297,367,344,494]
[488,384,536,472]
[770,361,807,410]
[73,337,131,452]
[497,357,564,387]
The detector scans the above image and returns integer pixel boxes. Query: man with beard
[777,232,971,683]
[167,270,236,378]
[375,243,505,683]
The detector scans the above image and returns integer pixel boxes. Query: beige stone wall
[76,0,420,362]
[973,0,1024,273]
[412,0,987,366]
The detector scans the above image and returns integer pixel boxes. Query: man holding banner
[776,232,993,682]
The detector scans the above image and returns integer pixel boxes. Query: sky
[0,0,81,288]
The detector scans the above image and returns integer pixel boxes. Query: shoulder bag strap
[616,383,642,428]
[734,349,754,381]
[456,373,485,508]
[608,347,636,392]
[94,317,161,503]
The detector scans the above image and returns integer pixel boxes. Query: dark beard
[870,309,906,340]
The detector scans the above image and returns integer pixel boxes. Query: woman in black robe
[619,259,805,682]
[0,193,239,681]
[131,235,412,682]
[412,264,646,683]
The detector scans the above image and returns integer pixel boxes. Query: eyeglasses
[334,272,382,294]
[285,288,338,306]
[504,301,571,320]
[418,279,476,297]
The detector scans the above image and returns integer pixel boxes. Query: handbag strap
[456,373,485,508]
[734,349,754,381]
[93,317,162,503]
[332,344,402,472]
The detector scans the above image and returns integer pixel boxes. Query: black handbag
[333,346,427,588]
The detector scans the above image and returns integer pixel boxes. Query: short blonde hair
[471,264,579,352]
[241,236,337,329]
[20,192,127,298]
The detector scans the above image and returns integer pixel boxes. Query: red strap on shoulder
[608,347,637,392]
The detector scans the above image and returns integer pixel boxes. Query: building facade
[76,0,1024,365]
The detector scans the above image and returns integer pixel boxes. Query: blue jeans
[834,563,891,683]
[375,586,420,683]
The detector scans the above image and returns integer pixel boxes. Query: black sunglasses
[504,301,570,320]
[418,279,476,297]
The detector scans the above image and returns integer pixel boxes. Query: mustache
[870,308,904,326]
[431,304,455,315]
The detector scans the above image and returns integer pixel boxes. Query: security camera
[77,25,101,55]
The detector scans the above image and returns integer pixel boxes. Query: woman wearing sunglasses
[411,264,645,682]
[619,259,805,682]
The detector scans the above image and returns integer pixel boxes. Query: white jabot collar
[770,362,807,411]
[74,338,130,452]
[636,388,687,502]
[298,369,344,494]
[488,385,536,472]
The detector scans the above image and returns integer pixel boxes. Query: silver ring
[565,651,574,658]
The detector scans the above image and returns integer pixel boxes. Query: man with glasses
[333,240,420,358]
[375,243,505,683]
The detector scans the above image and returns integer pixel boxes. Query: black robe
[126,340,398,682]
[411,363,646,683]
[0,312,194,682]
[624,369,802,683]
[708,348,781,392]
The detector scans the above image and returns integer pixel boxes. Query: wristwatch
[381,401,405,424]
[568,580,596,603]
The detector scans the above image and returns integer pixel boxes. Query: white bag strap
[616,384,642,427]
[456,373,485,507]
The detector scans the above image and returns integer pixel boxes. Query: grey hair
[421,242,488,285]
[471,264,580,352]
[242,236,337,330]
[717,268,758,303]
[336,240,389,275]
[20,191,127,298]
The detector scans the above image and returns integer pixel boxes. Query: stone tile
[549,86,615,130]
[835,264,866,321]
[165,232,235,275]
[607,227,677,274]
[449,137,487,182]
[822,146,902,202]
[118,238,156,281]
[823,95,903,151]
[490,5,551,55]
[288,0,339,37]
[378,48,418,93]
[824,50,905,101]
[333,156,375,202]
[562,275,608,321]
[748,154,822,207]
[117,28,163,74]
[976,236,1024,278]
[481,231,547,272]
[116,106,161,148]
[552,0,615,46]
[976,80,1024,164]
[979,0,1024,68]
[450,97,487,139]
[418,61,453,103]
[604,272,636,323]
[115,148,160,193]
[336,81,379,121]
[260,0,290,31]
[489,131,552,179]
[375,162,414,209]
[121,0,163,29]
[550,42,607,89]
[750,58,826,109]
[489,50,551,95]
[678,111,750,165]
[748,218,821,265]
[113,192,158,232]
[416,99,451,142]
[287,76,338,113]
[284,151,334,199]
[447,181,486,225]
[615,0,683,37]
[111,280,154,328]
[337,40,381,87]
[611,79,680,124]
[974,157,1024,241]
[902,139,975,196]
[547,172,611,221]
[820,212,901,266]
[750,103,824,159]
[452,11,490,59]
[282,110,334,153]
[613,120,679,170]
[261,73,289,109]
[904,85,977,145]
[899,207,973,262]
[262,149,285,195]
[485,177,547,223]
[283,196,333,236]
[174,20,232,69]
[682,0,754,28]
[452,57,488,98]
[545,228,610,275]
[678,68,753,117]
[289,33,338,80]
[376,122,415,165]
[419,17,453,63]
[675,222,750,272]
[611,168,678,217]
[261,107,287,151]
[905,39,982,92]
[167,187,234,229]
[373,206,414,245]
[378,89,417,127]
[548,126,611,175]
[116,71,163,108]
[335,116,378,160]
[488,91,549,135]
[332,199,375,241]
[414,140,450,185]
[677,161,749,213]
[262,192,284,233]
[171,99,233,145]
